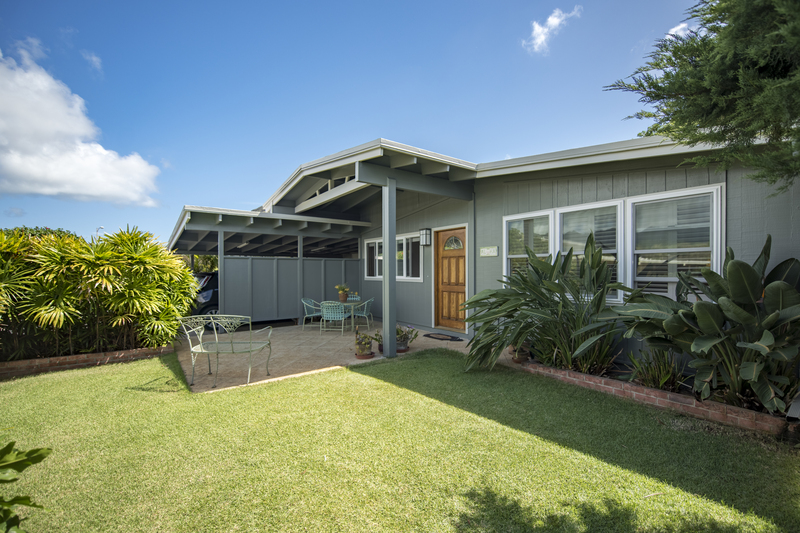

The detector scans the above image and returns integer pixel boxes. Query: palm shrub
[464,234,624,373]
[613,236,800,413]
[0,227,197,360]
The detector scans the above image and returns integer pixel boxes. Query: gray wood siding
[474,163,799,294]
[359,191,470,328]
[725,166,800,268]
[221,257,360,322]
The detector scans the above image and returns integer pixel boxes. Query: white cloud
[522,6,583,55]
[4,207,25,217]
[668,23,690,38]
[80,50,102,73]
[0,40,159,206]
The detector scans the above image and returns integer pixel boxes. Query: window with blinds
[633,194,712,298]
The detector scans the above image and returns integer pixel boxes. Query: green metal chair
[353,297,374,329]
[301,298,322,330]
[320,301,351,335]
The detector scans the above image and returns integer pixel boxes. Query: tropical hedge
[0,227,197,361]
[464,234,800,414]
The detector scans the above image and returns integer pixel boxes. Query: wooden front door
[435,227,467,331]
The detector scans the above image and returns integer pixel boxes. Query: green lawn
[2,350,798,532]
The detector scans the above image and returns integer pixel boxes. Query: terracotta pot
[355,351,374,360]
[338,292,348,302]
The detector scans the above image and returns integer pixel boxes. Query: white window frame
[501,184,725,304]
[363,233,423,282]
[626,184,725,297]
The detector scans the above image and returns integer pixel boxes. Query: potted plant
[335,283,349,302]
[354,327,374,359]
[375,325,419,354]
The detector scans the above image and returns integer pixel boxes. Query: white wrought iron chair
[178,314,272,388]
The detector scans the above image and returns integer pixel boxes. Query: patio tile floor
[174,320,475,393]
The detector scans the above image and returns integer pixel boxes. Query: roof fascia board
[167,209,191,250]
[476,137,716,178]
[183,220,360,240]
[181,205,371,227]
[355,162,473,201]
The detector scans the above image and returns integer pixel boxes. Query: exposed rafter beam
[335,186,380,212]
[355,162,473,201]
[294,176,331,205]
[390,154,417,168]
[420,160,449,175]
[330,164,355,180]
[295,180,371,213]
[448,166,478,181]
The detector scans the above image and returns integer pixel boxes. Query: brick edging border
[0,346,174,381]
[519,361,799,440]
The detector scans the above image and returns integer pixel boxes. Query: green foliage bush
[464,234,623,374]
[0,441,51,533]
[614,236,800,413]
[0,227,198,361]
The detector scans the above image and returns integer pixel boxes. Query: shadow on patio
[173,320,471,393]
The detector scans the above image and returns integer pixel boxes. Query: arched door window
[443,236,463,250]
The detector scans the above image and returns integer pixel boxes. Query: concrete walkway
[174,320,472,393]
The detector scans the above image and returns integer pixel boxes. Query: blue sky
[0,1,696,242]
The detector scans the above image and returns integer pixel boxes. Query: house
[168,136,799,354]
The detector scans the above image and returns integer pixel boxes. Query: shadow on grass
[452,487,742,532]
[125,353,189,393]
[350,350,799,530]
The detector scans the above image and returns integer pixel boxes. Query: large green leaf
[726,260,762,307]
[751,234,771,279]
[765,258,800,291]
[691,335,726,354]
[718,297,757,326]
[739,361,765,381]
[613,303,675,321]
[776,303,800,326]
[767,344,799,361]
[751,375,786,413]
[736,330,775,354]
[663,314,688,335]
[699,268,729,301]
[763,281,800,314]
[761,310,780,330]
[693,301,725,336]
[572,332,609,358]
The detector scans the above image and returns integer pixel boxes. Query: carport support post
[218,230,225,313]
[382,178,397,358]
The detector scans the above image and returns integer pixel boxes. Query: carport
[167,206,371,322]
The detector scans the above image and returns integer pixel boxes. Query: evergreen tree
[607,0,800,191]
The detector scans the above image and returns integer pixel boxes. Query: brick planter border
[0,346,173,381]
[520,361,799,440]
